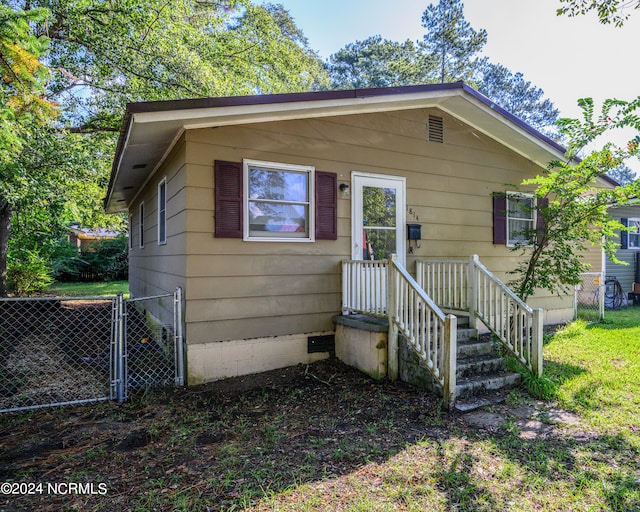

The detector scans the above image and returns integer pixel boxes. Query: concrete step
[453,390,511,412]
[455,371,521,398]
[457,338,494,357]
[456,327,478,342]
[455,315,470,328]
[456,354,506,378]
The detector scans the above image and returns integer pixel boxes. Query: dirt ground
[0,358,579,511]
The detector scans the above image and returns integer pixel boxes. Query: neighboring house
[105,82,614,386]
[603,203,640,304]
[67,223,120,252]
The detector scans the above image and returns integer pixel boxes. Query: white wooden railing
[341,260,387,317]
[417,255,543,376]
[341,256,457,406]
[416,259,468,311]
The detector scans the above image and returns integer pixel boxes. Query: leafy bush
[52,235,128,282]
[7,250,54,296]
[51,240,88,279]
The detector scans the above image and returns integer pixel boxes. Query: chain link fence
[1,288,184,414]
[575,272,604,322]
[0,297,114,412]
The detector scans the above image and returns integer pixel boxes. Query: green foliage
[53,235,128,282]
[509,97,640,301]
[421,0,487,84]
[519,371,558,400]
[7,249,53,296]
[476,62,560,137]
[326,0,559,133]
[607,164,637,185]
[557,0,640,26]
[0,4,55,160]
[0,0,329,296]
[328,36,432,89]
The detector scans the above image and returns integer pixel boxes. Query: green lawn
[46,280,129,297]
[544,308,640,440]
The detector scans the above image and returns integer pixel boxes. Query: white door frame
[351,171,406,266]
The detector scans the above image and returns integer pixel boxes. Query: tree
[477,62,560,137]
[0,0,329,295]
[607,164,637,185]
[328,36,434,89]
[557,0,640,26]
[421,0,487,83]
[0,5,57,296]
[326,0,559,134]
[509,98,640,302]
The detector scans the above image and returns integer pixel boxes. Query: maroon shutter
[215,160,243,238]
[315,171,337,240]
[536,197,549,245]
[493,194,507,245]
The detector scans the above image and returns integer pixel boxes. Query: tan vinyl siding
[128,137,188,319]
[178,109,569,344]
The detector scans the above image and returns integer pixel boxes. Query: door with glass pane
[352,173,406,265]
[351,173,405,313]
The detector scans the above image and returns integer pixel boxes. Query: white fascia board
[130,89,461,129]
[436,95,566,169]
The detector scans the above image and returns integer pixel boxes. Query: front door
[352,172,406,265]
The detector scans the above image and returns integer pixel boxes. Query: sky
[261,0,640,170]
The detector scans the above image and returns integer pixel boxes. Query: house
[67,223,120,252]
[603,202,640,306]
[105,82,614,389]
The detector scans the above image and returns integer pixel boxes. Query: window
[158,178,167,245]
[507,192,535,245]
[626,218,640,249]
[139,202,145,248]
[214,160,337,241]
[129,214,133,250]
[243,159,314,241]
[506,192,535,246]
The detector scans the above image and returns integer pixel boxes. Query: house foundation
[333,315,388,380]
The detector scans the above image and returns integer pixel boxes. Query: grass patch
[544,309,640,441]
[46,280,129,297]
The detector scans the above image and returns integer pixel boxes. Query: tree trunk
[0,200,13,297]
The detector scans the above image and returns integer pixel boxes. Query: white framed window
[627,218,640,249]
[139,202,145,248]
[243,159,315,242]
[507,192,535,246]
[158,177,167,245]
[128,214,133,250]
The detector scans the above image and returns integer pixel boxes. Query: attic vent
[428,115,444,143]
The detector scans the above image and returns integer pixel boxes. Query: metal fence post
[114,293,127,403]
[109,297,118,401]
[174,286,185,386]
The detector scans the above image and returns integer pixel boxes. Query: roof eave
[105,82,573,213]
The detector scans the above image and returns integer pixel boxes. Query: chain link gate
[111,288,185,402]
[0,288,184,413]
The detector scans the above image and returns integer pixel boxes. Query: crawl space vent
[428,115,444,143]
